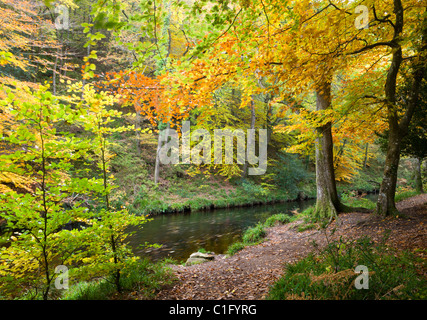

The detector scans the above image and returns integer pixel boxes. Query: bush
[271,152,314,199]
[62,279,113,300]
[268,236,426,300]
[241,180,266,197]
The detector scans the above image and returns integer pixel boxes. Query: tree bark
[135,109,142,157]
[377,2,426,215]
[376,115,401,216]
[313,80,341,219]
[376,0,403,216]
[242,98,256,178]
[415,157,424,194]
[363,143,369,169]
[154,122,170,184]
[52,48,59,95]
[154,127,162,185]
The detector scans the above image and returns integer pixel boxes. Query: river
[126,199,316,262]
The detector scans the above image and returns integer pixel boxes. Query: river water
[126,199,316,262]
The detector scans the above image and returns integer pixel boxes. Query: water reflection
[126,199,316,262]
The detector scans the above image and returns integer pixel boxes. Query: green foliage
[242,223,266,243]
[0,84,98,299]
[241,180,267,197]
[394,187,421,203]
[62,258,175,300]
[227,213,292,255]
[0,82,148,299]
[226,242,246,255]
[66,82,147,293]
[264,213,292,227]
[271,152,313,199]
[296,222,317,232]
[290,206,319,232]
[340,192,376,211]
[268,236,426,300]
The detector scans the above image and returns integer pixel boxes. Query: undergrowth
[268,236,426,300]
[291,187,422,232]
[227,213,292,255]
[62,258,175,300]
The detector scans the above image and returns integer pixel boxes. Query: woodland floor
[154,194,427,300]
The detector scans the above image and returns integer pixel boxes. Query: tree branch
[349,41,395,55]
[372,4,395,29]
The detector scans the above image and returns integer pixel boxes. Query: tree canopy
[0,0,426,300]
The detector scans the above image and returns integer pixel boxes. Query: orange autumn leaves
[103,70,197,129]
[101,0,420,183]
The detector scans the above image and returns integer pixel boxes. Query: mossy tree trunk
[376,116,402,217]
[242,98,256,178]
[376,0,404,216]
[377,3,426,215]
[313,80,342,220]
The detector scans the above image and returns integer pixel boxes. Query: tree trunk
[242,98,256,178]
[415,157,424,194]
[376,117,401,216]
[52,49,59,95]
[135,110,142,157]
[363,143,369,169]
[313,80,341,219]
[376,40,403,216]
[154,128,162,185]
[154,122,170,184]
[377,3,426,215]
[376,0,404,216]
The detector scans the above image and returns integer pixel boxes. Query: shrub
[271,152,313,199]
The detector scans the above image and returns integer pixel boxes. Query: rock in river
[185,252,215,266]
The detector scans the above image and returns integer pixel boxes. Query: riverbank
[121,178,381,217]
[122,176,316,216]
[154,194,427,300]
[110,132,391,217]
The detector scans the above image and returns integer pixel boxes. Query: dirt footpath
[155,194,427,300]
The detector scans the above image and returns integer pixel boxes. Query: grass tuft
[226,213,293,255]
